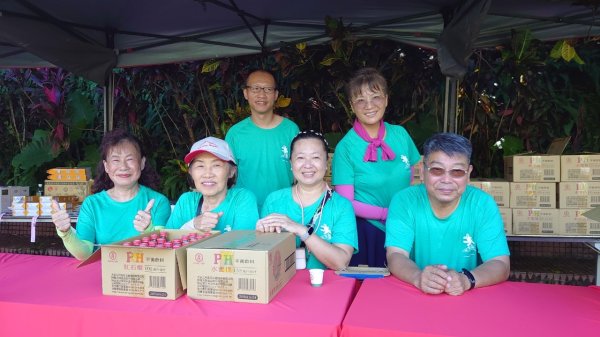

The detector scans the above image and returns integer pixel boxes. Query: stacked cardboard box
[44,180,93,202]
[46,167,92,182]
[504,154,560,235]
[411,156,424,185]
[187,230,296,304]
[80,229,219,300]
[469,179,511,234]
[44,167,93,202]
[0,186,29,213]
[558,154,600,235]
[501,152,600,236]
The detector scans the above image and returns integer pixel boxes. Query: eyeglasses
[352,95,386,109]
[425,165,469,178]
[245,85,276,94]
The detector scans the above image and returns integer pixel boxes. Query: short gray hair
[423,133,472,163]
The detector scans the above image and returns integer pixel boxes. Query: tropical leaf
[501,135,524,156]
[296,43,307,52]
[320,54,340,66]
[561,42,576,62]
[160,159,189,201]
[573,54,585,65]
[549,40,564,59]
[11,129,57,171]
[513,30,532,61]
[275,95,292,108]
[67,90,96,143]
[201,60,221,73]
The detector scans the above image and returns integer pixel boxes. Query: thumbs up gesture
[193,211,223,232]
[133,199,155,232]
[51,199,71,232]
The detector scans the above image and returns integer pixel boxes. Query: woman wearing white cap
[257,131,358,271]
[166,137,259,232]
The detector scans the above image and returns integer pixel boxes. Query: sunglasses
[425,165,469,178]
[352,95,386,109]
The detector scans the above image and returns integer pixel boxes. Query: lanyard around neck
[195,195,204,216]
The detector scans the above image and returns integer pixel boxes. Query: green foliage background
[1,30,598,201]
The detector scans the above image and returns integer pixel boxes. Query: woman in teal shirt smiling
[51,129,171,260]
[166,136,258,232]
[257,131,358,270]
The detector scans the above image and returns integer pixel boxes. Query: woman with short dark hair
[51,128,171,260]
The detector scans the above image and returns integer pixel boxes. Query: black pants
[349,217,387,268]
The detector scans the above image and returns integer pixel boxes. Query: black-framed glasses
[425,165,469,178]
[245,85,276,94]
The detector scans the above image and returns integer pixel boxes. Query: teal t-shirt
[261,188,358,270]
[332,122,420,231]
[165,187,258,232]
[225,117,299,209]
[76,185,171,245]
[385,184,510,271]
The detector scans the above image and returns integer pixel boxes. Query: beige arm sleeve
[56,227,94,260]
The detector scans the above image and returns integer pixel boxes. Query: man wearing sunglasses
[385,133,510,296]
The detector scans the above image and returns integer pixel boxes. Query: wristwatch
[461,268,476,290]
[299,226,314,242]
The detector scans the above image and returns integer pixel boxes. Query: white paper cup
[309,269,324,287]
[295,248,306,270]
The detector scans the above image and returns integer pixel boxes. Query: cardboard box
[0,186,30,212]
[583,207,600,223]
[412,156,424,184]
[560,154,600,181]
[96,229,217,300]
[469,180,510,207]
[558,209,600,236]
[187,230,296,304]
[512,209,559,235]
[499,208,513,235]
[558,182,600,209]
[504,154,560,182]
[46,167,92,181]
[44,180,93,202]
[510,182,557,208]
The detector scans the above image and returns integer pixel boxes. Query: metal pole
[102,72,115,133]
[443,76,459,133]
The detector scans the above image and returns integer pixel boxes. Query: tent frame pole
[443,76,458,133]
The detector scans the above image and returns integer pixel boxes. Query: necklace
[294,183,331,240]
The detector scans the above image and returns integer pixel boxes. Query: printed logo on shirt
[319,224,332,241]
[224,224,232,232]
[462,233,476,257]
[400,154,410,169]
[281,145,290,160]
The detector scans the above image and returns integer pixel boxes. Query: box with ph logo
[81,229,218,300]
[187,230,296,304]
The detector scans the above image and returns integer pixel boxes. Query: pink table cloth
[342,275,600,337]
[0,253,357,337]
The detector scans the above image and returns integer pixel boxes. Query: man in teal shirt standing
[225,70,299,209]
[386,133,510,296]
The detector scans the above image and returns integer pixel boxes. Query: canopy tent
[1,0,599,130]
